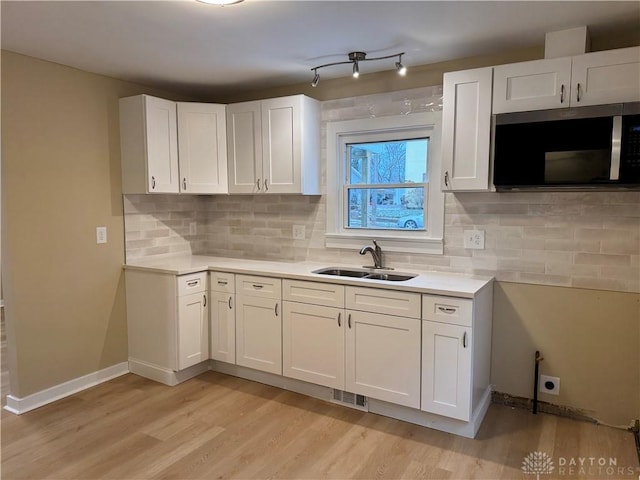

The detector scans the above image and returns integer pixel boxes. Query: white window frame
[326,112,444,255]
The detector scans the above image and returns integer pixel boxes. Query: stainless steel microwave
[493,103,640,190]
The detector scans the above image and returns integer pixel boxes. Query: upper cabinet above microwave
[226,95,321,195]
[493,46,640,113]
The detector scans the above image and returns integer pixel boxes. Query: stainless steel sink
[312,267,370,278]
[364,273,416,281]
[313,267,416,282]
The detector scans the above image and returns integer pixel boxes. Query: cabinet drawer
[346,287,420,319]
[177,272,207,296]
[283,280,344,308]
[422,294,473,327]
[236,274,281,299]
[210,271,235,293]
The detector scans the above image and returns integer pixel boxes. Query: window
[326,112,444,254]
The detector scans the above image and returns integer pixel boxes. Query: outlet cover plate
[540,374,560,395]
[293,225,306,240]
[464,229,485,249]
[96,226,107,244]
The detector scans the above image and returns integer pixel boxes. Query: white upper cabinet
[120,95,180,194]
[493,46,640,113]
[177,102,228,194]
[571,46,640,107]
[441,67,493,192]
[227,95,320,195]
[492,57,572,113]
[120,95,227,194]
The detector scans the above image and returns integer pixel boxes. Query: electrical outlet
[189,222,197,236]
[463,229,485,249]
[540,375,560,395]
[293,225,306,240]
[96,226,107,244]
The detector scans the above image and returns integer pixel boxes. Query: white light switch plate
[464,229,485,249]
[96,226,107,244]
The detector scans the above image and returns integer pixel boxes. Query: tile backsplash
[123,86,639,293]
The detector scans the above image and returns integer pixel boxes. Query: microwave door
[610,115,622,181]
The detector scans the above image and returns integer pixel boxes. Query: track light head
[396,54,407,76]
[352,61,359,78]
[311,70,320,87]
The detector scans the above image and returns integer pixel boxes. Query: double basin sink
[313,267,416,282]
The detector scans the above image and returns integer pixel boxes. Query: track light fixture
[310,51,406,87]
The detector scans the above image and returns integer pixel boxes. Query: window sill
[325,233,443,255]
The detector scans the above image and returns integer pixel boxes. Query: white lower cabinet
[125,270,209,375]
[346,309,421,409]
[178,291,209,370]
[282,302,345,389]
[235,275,282,375]
[209,271,236,364]
[421,293,491,422]
[282,280,421,409]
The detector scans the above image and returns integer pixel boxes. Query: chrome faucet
[360,240,384,269]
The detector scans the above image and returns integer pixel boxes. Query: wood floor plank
[1,371,638,480]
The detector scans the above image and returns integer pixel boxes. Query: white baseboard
[128,358,209,386]
[4,362,129,415]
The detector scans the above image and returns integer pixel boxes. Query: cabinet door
[492,57,572,113]
[226,101,262,193]
[235,295,282,374]
[261,96,302,194]
[282,302,345,389]
[345,310,420,408]
[144,95,180,193]
[571,46,640,107]
[210,291,235,363]
[177,102,228,194]
[421,321,472,421]
[177,291,209,370]
[441,67,493,191]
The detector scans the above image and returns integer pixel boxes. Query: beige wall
[0,51,190,397]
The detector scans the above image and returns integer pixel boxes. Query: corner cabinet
[441,67,493,192]
[119,95,228,194]
[226,95,321,195]
[493,46,640,113]
[125,270,209,384]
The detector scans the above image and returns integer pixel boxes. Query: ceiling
[2,1,639,99]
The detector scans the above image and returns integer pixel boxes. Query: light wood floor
[1,372,638,480]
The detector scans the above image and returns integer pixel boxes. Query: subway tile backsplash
[123,86,640,293]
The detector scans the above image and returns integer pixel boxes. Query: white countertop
[124,255,493,298]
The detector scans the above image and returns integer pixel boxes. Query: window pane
[347,187,425,230]
[347,139,428,185]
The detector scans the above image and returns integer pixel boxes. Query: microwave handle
[610,116,622,181]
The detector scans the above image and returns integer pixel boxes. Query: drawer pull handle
[203,294,207,307]
[252,284,264,289]
[217,280,228,286]
[151,176,156,190]
[274,303,279,317]
[560,84,565,103]
[576,82,582,102]
[348,313,352,329]
[256,179,261,191]
[337,312,341,327]
[264,178,269,191]
[187,280,199,287]
[183,178,187,190]
[228,296,233,309]
[463,331,467,348]
[437,306,457,314]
